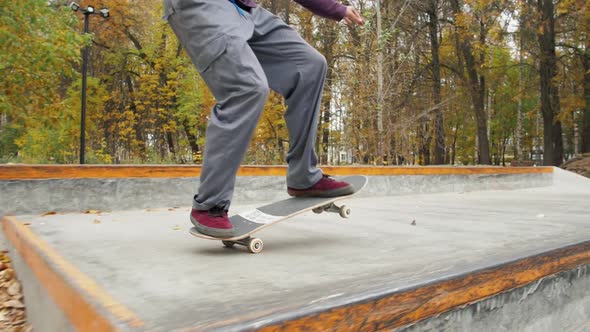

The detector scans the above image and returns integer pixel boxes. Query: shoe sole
[190,215,235,238]
[288,185,354,198]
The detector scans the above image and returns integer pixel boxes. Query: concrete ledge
[5,205,588,331]
[399,264,590,331]
[204,241,590,331]
[1,216,143,332]
[0,166,553,215]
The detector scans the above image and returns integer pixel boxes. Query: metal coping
[0,165,553,180]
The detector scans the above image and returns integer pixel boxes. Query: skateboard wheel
[222,240,235,248]
[247,238,263,254]
[312,207,323,214]
[339,205,351,218]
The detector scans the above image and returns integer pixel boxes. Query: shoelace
[208,207,227,218]
[322,174,336,182]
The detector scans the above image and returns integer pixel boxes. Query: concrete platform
[1,166,589,331]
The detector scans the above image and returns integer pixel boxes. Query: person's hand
[343,6,364,26]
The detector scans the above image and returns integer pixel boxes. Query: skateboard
[189,175,368,253]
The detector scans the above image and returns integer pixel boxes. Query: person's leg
[165,0,268,235]
[248,8,352,196]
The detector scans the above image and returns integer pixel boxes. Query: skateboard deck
[189,175,368,253]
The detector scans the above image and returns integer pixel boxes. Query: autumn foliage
[1,0,589,166]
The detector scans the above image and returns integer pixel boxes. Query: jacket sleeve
[293,0,347,21]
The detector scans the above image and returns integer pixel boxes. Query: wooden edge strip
[2,216,144,331]
[0,165,553,180]
[220,241,589,332]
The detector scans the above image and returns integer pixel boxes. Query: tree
[0,0,86,161]
[449,0,495,165]
[536,0,564,165]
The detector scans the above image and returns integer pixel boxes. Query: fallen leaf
[9,310,24,322]
[3,300,24,309]
[7,283,19,297]
[85,210,100,214]
[411,220,416,226]
[92,219,101,224]
[11,318,26,325]
[22,222,31,226]
[1,270,14,280]
[41,211,56,217]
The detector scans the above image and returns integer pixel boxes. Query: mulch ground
[561,154,590,178]
[0,251,30,332]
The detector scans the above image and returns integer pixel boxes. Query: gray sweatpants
[163,0,326,211]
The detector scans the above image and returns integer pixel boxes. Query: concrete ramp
[1,166,589,331]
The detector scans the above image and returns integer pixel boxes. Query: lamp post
[70,2,109,164]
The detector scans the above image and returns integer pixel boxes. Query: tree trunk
[182,119,200,163]
[376,0,385,162]
[450,0,491,164]
[516,6,525,160]
[582,49,590,153]
[166,132,176,158]
[537,0,564,165]
[319,23,337,165]
[427,1,445,164]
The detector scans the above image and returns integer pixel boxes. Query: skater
[163,0,365,237]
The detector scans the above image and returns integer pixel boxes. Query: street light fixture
[70,2,109,164]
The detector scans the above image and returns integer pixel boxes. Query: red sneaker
[287,175,354,197]
[190,207,235,238]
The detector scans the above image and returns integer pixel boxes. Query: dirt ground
[0,251,30,332]
[561,154,590,178]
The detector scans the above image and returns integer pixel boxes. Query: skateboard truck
[312,202,351,218]
[221,203,351,254]
[222,237,263,254]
